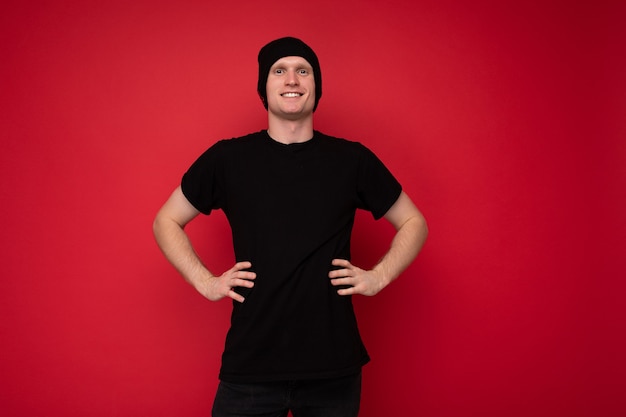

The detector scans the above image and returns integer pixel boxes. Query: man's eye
[274,69,284,74]
[298,69,309,75]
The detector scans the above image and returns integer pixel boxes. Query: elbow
[152,213,162,241]
[152,210,167,241]
[420,212,428,236]
[415,212,429,243]
[404,210,428,251]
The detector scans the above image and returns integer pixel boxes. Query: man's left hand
[328,259,388,296]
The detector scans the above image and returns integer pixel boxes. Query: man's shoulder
[190,131,266,166]
[205,130,267,153]
[218,130,266,145]
[315,131,371,155]
[315,131,363,147]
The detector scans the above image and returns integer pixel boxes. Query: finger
[330,277,354,287]
[228,288,245,303]
[328,268,351,278]
[337,287,351,296]
[337,285,359,296]
[233,278,255,289]
[233,261,253,271]
[234,270,256,280]
[331,259,352,268]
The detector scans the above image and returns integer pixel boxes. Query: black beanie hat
[257,37,322,111]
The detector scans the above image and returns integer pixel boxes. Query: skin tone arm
[328,191,428,296]
[152,186,256,303]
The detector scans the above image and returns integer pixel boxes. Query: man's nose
[285,70,299,85]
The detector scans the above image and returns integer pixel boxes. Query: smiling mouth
[281,92,303,98]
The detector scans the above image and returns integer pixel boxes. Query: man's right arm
[152,186,255,303]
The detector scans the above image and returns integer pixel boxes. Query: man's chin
[270,107,313,121]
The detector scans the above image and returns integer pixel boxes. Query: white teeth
[282,93,301,98]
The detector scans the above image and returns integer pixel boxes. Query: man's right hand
[153,186,256,303]
[196,261,256,303]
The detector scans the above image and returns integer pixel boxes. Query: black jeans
[212,372,362,417]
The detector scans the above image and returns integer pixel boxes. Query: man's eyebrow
[271,61,312,69]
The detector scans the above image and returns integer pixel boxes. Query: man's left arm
[329,191,428,296]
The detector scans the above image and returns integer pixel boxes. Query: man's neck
[267,114,314,144]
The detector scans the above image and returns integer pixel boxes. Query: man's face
[265,56,316,119]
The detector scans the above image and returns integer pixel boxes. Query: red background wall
[2,1,624,416]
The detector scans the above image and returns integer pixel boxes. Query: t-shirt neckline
[262,130,318,152]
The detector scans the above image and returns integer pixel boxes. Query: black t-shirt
[181,130,402,382]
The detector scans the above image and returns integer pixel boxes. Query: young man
[153,37,428,417]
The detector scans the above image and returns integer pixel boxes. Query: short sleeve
[355,144,402,220]
[180,141,225,215]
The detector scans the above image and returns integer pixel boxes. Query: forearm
[153,213,214,290]
[373,212,428,287]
